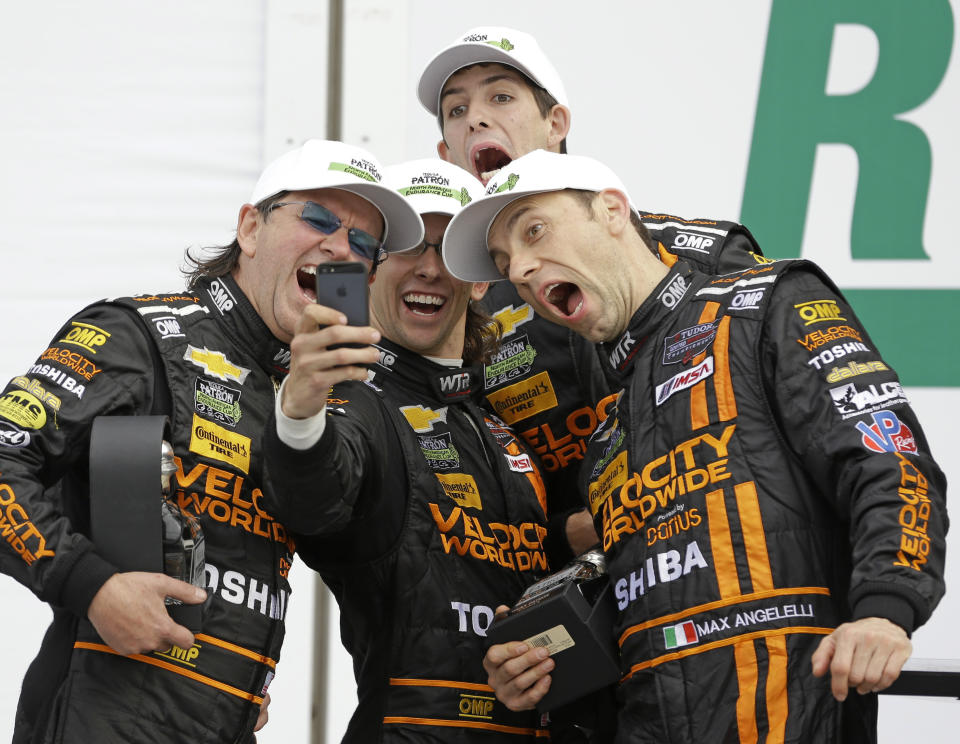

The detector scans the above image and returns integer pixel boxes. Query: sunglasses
[392,239,442,258]
[265,201,386,263]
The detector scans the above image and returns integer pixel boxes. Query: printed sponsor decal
[893,453,932,572]
[195,378,242,427]
[796,324,863,352]
[614,540,709,609]
[11,377,61,412]
[38,347,101,381]
[588,450,628,517]
[829,381,908,420]
[806,341,871,370]
[670,232,715,254]
[205,563,289,620]
[655,357,714,405]
[132,294,199,304]
[825,360,889,382]
[484,371,558,424]
[418,431,461,471]
[491,303,535,337]
[150,314,185,340]
[728,287,766,311]
[658,273,689,309]
[647,505,702,547]
[608,330,638,370]
[183,346,251,384]
[188,414,251,473]
[207,278,237,314]
[58,321,110,354]
[662,321,719,365]
[485,334,537,389]
[695,274,777,298]
[0,482,55,564]
[486,172,520,195]
[329,158,381,183]
[136,303,208,318]
[663,621,698,649]
[0,390,47,429]
[435,473,482,510]
[401,404,448,433]
[0,420,30,448]
[505,452,534,474]
[856,411,917,454]
[794,299,845,326]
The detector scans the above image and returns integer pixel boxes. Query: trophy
[487,549,620,712]
[90,416,206,631]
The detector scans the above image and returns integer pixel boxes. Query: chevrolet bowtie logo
[400,405,448,433]
[493,304,535,336]
[184,346,251,384]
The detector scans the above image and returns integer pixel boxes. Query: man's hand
[254,692,271,732]
[811,617,912,700]
[482,606,555,711]
[565,509,600,556]
[282,304,381,420]
[87,572,206,656]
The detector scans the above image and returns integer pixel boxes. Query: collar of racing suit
[599,260,706,386]
[195,274,292,377]
[367,336,485,403]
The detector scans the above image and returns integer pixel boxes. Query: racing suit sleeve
[760,267,947,634]
[262,381,406,560]
[0,303,158,618]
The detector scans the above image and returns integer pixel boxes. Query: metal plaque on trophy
[90,415,206,631]
[487,549,621,713]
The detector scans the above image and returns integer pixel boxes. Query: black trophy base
[488,577,620,713]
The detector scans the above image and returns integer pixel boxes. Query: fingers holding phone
[284,263,380,420]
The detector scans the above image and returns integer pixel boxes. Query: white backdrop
[1,1,956,741]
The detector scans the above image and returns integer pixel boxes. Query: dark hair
[182,191,290,289]
[438,63,568,155]
[463,302,502,366]
[568,189,655,254]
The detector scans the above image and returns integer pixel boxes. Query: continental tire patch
[189,414,251,473]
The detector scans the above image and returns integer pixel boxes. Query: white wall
[1,1,957,742]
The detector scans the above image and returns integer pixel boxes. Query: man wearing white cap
[444,150,947,743]
[419,27,768,571]
[1,139,422,743]
[262,159,552,742]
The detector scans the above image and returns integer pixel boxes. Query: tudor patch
[663,321,719,365]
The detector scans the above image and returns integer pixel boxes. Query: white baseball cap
[382,158,483,241]
[249,139,424,251]
[418,26,569,117]
[442,149,640,283]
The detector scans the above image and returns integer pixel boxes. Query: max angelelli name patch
[195,377,242,427]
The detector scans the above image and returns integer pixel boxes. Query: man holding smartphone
[1,139,423,743]
[263,158,553,742]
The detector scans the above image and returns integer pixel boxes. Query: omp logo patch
[150,315,184,340]
[154,643,201,668]
[184,346,251,384]
[485,371,557,424]
[671,231,715,253]
[794,299,845,326]
[59,321,110,354]
[729,287,766,311]
[655,357,714,405]
[207,278,237,314]
[484,334,536,389]
[0,391,47,429]
[401,405,448,433]
[658,273,689,309]
[435,473,482,510]
[491,304,535,336]
[458,692,495,720]
[189,414,251,473]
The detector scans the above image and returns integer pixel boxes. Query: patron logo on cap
[486,173,520,195]
[484,38,515,52]
[330,159,380,183]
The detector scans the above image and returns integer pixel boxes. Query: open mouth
[297,265,317,301]
[544,282,583,318]
[474,146,512,184]
[403,292,446,316]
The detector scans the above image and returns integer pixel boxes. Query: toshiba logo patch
[655,357,715,405]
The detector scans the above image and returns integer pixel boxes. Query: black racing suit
[263,338,550,743]
[480,212,765,566]
[0,274,293,743]
[581,259,947,743]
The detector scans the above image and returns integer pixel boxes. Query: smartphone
[314,262,370,348]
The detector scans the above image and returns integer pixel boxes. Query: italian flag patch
[663,621,698,649]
